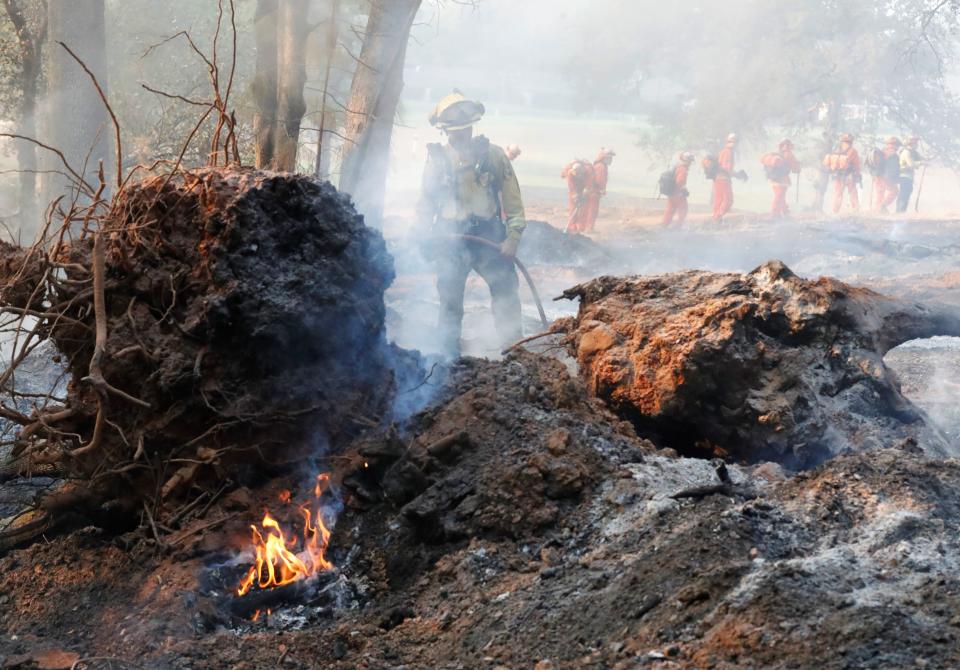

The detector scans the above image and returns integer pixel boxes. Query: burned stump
[559,260,960,468]
[0,168,408,534]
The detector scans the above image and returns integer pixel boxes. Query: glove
[735,170,748,181]
[680,187,690,198]
[500,233,520,259]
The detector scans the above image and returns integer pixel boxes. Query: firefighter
[561,157,595,233]
[712,133,741,222]
[415,91,525,357]
[897,137,923,213]
[762,138,801,218]
[878,136,901,213]
[824,133,861,214]
[506,144,522,161]
[662,152,694,226]
[581,148,615,232]
[865,146,885,210]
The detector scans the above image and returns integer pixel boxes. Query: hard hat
[597,147,616,161]
[429,90,485,130]
[678,151,695,163]
[885,135,901,146]
[726,133,738,143]
[839,133,853,143]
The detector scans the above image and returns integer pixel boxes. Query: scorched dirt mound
[4,352,960,669]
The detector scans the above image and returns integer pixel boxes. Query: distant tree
[312,0,340,181]
[275,0,310,171]
[252,0,279,168]
[112,0,256,169]
[0,0,46,236]
[42,0,108,207]
[251,0,309,171]
[569,0,960,166]
[338,0,422,227]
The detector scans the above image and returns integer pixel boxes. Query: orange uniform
[663,163,690,225]
[877,143,901,212]
[872,175,885,210]
[765,143,801,218]
[712,144,735,221]
[582,159,609,232]
[562,159,594,233]
[830,146,861,213]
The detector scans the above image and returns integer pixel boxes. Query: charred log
[560,260,960,468]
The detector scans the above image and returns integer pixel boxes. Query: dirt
[1,201,959,669]
[3,351,960,669]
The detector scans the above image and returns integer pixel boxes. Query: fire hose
[444,234,549,329]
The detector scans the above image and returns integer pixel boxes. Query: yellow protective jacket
[898,148,923,178]
[415,135,526,241]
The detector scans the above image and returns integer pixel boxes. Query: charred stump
[0,167,407,539]
[559,260,960,468]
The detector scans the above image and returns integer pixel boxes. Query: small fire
[237,474,335,597]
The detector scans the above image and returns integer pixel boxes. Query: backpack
[562,159,593,185]
[702,155,719,180]
[761,153,788,180]
[823,149,851,173]
[658,168,677,197]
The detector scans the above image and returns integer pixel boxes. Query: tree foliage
[571,0,960,163]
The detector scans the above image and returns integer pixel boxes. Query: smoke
[885,336,960,443]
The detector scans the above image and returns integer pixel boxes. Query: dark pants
[897,177,914,213]
[434,218,521,357]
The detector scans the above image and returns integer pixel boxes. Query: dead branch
[0,133,94,196]
[140,83,211,107]
[57,41,122,189]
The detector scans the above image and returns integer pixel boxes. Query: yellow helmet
[429,91,485,131]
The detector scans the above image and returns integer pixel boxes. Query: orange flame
[237,474,335,597]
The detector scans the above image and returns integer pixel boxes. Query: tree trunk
[273,0,309,171]
[314,0,340,181]
[42,0,108,208]
[16,71,39,238]
[252,0,278,169]
[2,0,46,240]
[338,0,421,228]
